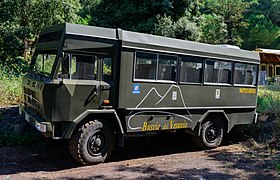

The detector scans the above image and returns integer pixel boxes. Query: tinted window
[180,56,203,83]
[205,60,219,83]
[58,54,113,81]
[135,52,157,80]
[38,31,62,43]
[205,60,232,84]
[218,62,232,84]
[157,55,177,81]
[71,55,98,80]
[134,52,177,81]
[234,63,258,85]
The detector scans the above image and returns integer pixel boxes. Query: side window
[247,65,258,85]
[157,55,177,81]
[71,55,98,80]
[204,60,219,83]
[103,57,112,82]
[180,56,203,83]
[134,51,178,82]
[218,62,232,84]
[135,52,157,80]
[205,60,232,84]
[234,63,258,86]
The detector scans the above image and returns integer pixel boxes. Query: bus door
[59,53,112,109]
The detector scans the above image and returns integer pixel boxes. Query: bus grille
[23,87,40,115]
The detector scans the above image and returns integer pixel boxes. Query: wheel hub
[88,132,105,155]
[206,125,219,143]
[94,138,102,147]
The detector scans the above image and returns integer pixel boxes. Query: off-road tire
[192,118,224,149]
[69,120,115,165]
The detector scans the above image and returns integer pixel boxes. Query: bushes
[0,63,24,106]
[257,85,280,114]
[257,85,280,140]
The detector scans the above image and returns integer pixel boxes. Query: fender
[197,110,231,135]
[63,109,124,139]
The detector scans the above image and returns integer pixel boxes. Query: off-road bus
[19,23,260,165]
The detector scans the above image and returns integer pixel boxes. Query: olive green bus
[19,23,260,165]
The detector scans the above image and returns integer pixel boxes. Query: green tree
[250,0,280,26]
[242,14,280,50]
[268,0,280,26]
[77,0,101,25]
[241,0,280,50]
[0,0,81,68]
[88,0,202,33]
[154,15,201,41]
[90,0,174,33]
[204,0,250,46]
[198,14,227,44]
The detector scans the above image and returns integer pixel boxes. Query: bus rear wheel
[69,120,115,165]
[193,118,224,149]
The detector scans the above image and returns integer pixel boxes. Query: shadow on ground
[206,148,280,179]
[0,131,279,179]
[0,132,199,175]
[63,166,237,180]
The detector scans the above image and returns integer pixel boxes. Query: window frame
[102,57,113,82]
[179,55,204,85]
[233,63,258,87]
[133,50,259,87]
[133,51,178,83]
[203,59,233,86]
[57,51,113,81]
[69,53,99,80]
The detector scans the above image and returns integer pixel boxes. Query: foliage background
[0,0,280,105]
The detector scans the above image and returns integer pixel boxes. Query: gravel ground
[0,135,279,180]
[0,107,279,180]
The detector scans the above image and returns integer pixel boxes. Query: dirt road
[0,133,279,180]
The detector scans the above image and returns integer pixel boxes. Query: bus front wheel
[69,120,115,165]
[193,119,224,149]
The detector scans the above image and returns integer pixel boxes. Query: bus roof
[40,23,260,64]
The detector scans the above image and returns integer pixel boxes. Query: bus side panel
[118,51,131,109]
[118,51,258,109]
[226,110,256,131]
[118,50,257,133]
[125,110,197,133]
[124,109,256,133]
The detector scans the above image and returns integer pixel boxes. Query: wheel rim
[205,124,220,143]
[87,130,106,156]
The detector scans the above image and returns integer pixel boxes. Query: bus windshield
[31,51,57,78]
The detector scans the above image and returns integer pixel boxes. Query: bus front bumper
[19,105,53,137]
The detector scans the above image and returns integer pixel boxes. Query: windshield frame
[57,50,114,82]
[30,49,60,79]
